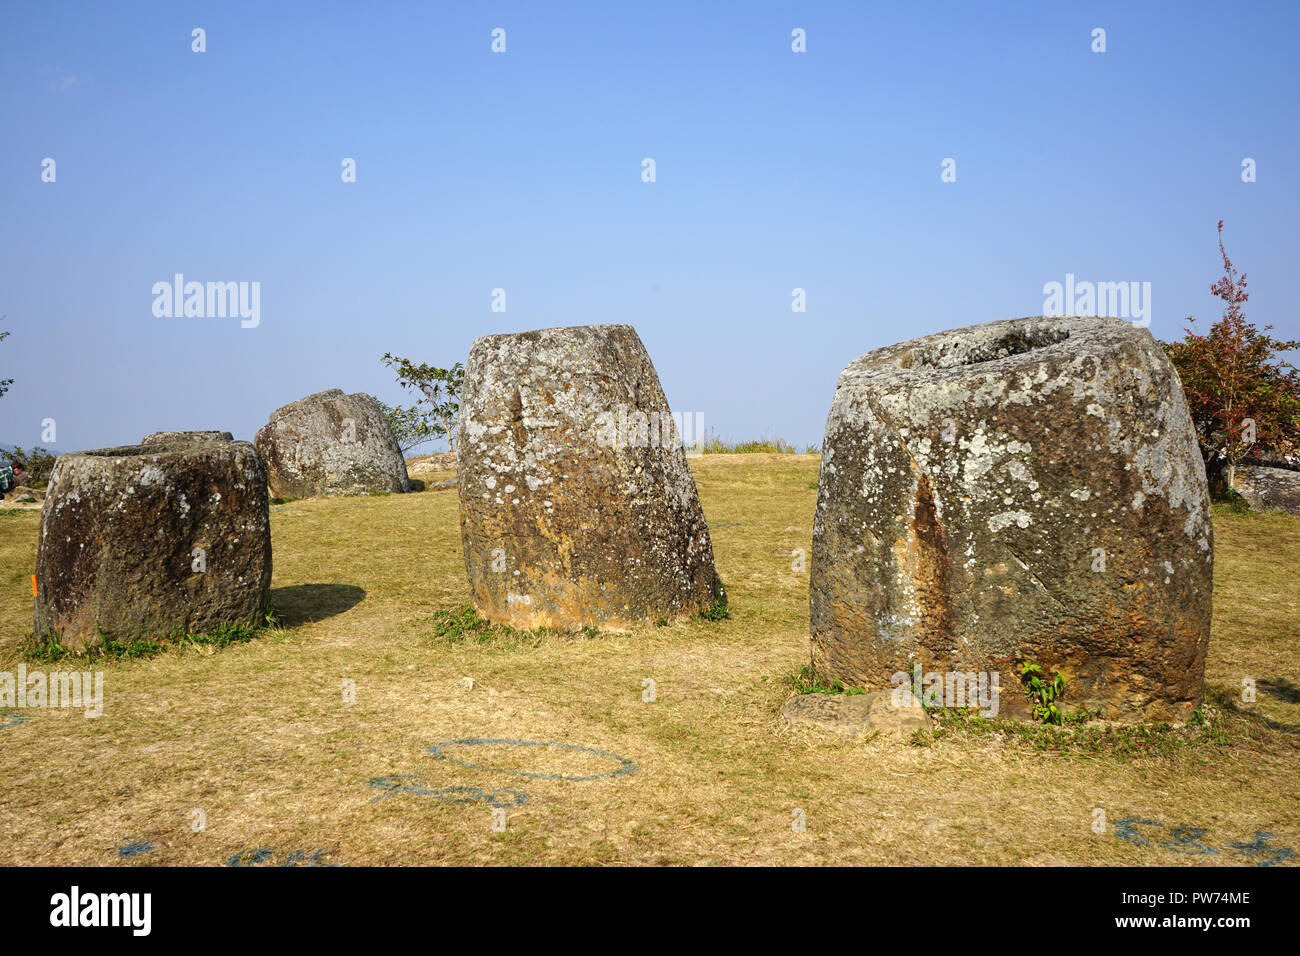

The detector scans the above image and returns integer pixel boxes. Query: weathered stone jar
[457,324,718,630]
[253,389,409,498]
[34,439,272,651]
[141,430,233,445]
[810,316,1213,721]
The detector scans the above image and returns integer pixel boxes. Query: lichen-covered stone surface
[457,324,718,630]
[1232,464,1300,515]
[34,440,272,651]
[253,389,409,498]
[142,430,233,445]
[810,316,1213,722]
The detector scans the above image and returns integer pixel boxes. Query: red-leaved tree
[1164,221,1300,496]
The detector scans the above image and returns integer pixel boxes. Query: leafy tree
[0,315,12,398]
[374,398,437,454]
[379,354,465,454]
[1164,221,1300,496]
[8,445,56,488]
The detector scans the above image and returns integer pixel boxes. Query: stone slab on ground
[780,691,930,736]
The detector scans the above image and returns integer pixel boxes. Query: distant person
[0,459,25,500]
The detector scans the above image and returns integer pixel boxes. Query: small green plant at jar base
[699,573,729,621]
[430,604,495,641]
[1020,663,1068,724]
[25,630,70,663]
[788,664,866,695]
[24,605,281,663]
[699,601,730,621]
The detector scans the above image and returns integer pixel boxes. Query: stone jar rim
[841,315,1147,386]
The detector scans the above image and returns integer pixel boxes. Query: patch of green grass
[261,599,280,629]
[698,573,730,621]
[177,622,259,649]
[699,601,730,621]
[430,604,498,641]
[26,630,69,662]
[921,703,1231,759]
[428,604,617,644]
[1212,492,1252,516]
[97,631,168,660]
[269,495,299,505]
[787,664,867,695]
[23,605,279,663]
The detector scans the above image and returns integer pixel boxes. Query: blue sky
[2,1,1297,452]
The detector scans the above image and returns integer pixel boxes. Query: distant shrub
[8,445,56,489]
[699,430,797,454]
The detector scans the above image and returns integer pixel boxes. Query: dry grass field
[1,453,1297,867]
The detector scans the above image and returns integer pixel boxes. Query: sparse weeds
[430,604,495,641]
[427,604,620,644]
[1212,492,1252,516]
[699,574,730,621]
[24,601,279,663]
[788,664,866,696]
[699,601,730,621]
[918,703,1233,759]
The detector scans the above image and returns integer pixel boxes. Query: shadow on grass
[1207,686,1300,735]
[1260,677,1300,705]
[271,584,366,627]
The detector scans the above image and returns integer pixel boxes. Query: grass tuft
[23,604,279,663]
[787,664,866,695]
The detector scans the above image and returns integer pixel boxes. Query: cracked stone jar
[810,315,1213,721]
